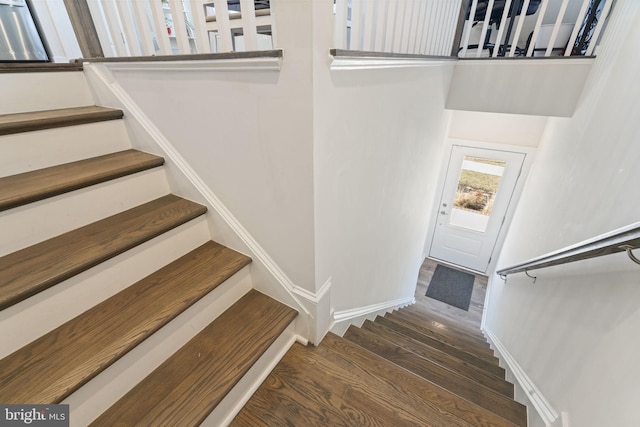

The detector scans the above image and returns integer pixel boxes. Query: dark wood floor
[413,258,488,331]
[231,258,529,427]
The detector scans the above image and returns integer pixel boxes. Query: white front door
[429,145,525,273]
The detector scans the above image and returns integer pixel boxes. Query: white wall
[448,110,547,147]
[485,1,640,426]
[447,58,594,117]
[103,1,317,295]
[314,53,455,313]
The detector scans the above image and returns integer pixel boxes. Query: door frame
[424,138,536,274]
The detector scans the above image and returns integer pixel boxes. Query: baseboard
[483,327,559,426]
[83,63,323,341]
[331,296,415,336]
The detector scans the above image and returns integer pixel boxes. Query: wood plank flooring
[413,258,488,331]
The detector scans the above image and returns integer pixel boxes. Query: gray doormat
[426,265,475,311]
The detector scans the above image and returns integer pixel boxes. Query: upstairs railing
[66,0,274,59]
[334,0,614,58]
[497,222,640,281]
[334,0,463,56]
[63,0,614,60]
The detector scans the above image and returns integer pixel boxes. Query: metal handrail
[497,222,640,279]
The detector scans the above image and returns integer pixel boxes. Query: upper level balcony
[5,0,615,117]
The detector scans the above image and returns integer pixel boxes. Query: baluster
[384,0,398,52]
[508,0,530,57]
[565,0,590,56]
[492,0,513,57]
[414,0,429,54]
[400,0,414,53]
[211,0,233,52]
[351,0,365,51]
[189,0,211,53]
[131,1,155,55]
[149,0,172,55]
[117,0,142,56]
[334,0,349,50]
[476,0,495,57]
[526,0,549,57]
[85,0,116,56]
[586,0,613,55]
[373,0,388,52]
[363,0,377,52]
[101,0,128,56]
[239,0,258,51]
[545,0,569,56]
[460,0,479,57]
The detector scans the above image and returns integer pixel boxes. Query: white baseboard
[331,296,415,336]
[484,327,559,426]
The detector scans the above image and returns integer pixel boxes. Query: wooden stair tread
[390,309,491,349]
[361,320,513,397]
[393,309,492,349]
[344,326,526,426]
[0,149,164,211]
[92,290,297,426]
[386,311,497,359]
[0,194,206,310]
[375,316,505,378]
[0,106,123,135]
[0,242,250,404]
[295,333,515,426]
[404,304,488,341]
[233,341,472,427]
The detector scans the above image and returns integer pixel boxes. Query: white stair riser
[0,121,130,177]
[205,321,299,427]
[0,168,170,257]
[0,72,94,115]
[64,266,253,427]
[0,217,210,360]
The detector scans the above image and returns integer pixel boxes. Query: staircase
[234,306,527,426]
[0,64,298,425]
[0,63,528,426]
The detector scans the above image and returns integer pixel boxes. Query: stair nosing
[0,106,123,136]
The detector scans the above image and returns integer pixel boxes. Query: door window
[449,156,506,233]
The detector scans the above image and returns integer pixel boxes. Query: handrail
[497,222,640,278]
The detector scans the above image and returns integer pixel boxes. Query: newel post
[62,0,103,59]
